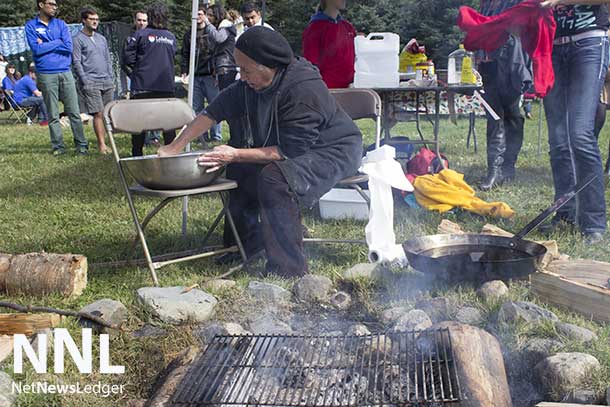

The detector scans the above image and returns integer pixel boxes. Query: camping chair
[2,89,33,125]
[103,98,248,286]
[304,88,382,245]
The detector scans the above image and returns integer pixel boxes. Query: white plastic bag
[360,145,414,266]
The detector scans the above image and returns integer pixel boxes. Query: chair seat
[337,174,369,185]
[129,178,237,198]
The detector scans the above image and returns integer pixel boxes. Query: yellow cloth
[413,169,515,218]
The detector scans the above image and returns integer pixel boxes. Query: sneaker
[525,112,533,120]
[39,120,48,127]
[76,148,89,155]
[52,149,66,156]
[583,232,604,245]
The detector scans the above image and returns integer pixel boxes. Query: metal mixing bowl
[122,151,223,190]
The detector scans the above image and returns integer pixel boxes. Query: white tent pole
[182,0,199,237]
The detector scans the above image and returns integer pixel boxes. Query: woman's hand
[197,145,239,172]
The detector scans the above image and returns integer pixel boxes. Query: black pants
[223,162,307,277]
[480,62,525,176]
[131,91,176,156]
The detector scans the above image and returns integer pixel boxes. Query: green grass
[0,109,609,405]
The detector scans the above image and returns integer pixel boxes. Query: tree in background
[0,1,35,27]
[398,0,477,67]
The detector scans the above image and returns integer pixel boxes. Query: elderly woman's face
[235,49,276,91]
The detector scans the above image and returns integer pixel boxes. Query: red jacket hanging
[457,0,556,97]
[302,12,356,89]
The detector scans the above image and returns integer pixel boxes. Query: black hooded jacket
[205,57,363,207]
[205,20,237,74]
[180,27,213,76]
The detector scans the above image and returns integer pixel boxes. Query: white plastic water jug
[353,71,401,89]
[354,32,400,88]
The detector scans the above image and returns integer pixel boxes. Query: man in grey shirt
[72,6,114,154]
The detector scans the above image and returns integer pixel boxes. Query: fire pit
[170,329,462,406]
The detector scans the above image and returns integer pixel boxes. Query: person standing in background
[72,6,114,155]
[205,3,238,92]
[476,0,531,191]
[122,2,177,156]
[239,2,273,34]
[120,10,148,97]
[181,5,221,142]
[302,0,356,89]
[540,0,610,244]
[227,9,244,37]
[25,0,88,155]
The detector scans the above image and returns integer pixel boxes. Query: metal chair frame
[103,98,247,285]
[2,89,34,125]
[304,88,382,245]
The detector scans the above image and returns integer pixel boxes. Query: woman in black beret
[159,27,363,278]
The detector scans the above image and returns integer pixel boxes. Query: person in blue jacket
[122,2,177,156]
[2,64,18,93]
[13,66,49,125]
[25,0,88,155]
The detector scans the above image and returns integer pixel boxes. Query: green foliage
[398,0,478,67]
[0,1,35,27]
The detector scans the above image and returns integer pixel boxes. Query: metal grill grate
[171,329,462,406]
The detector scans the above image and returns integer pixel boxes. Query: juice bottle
[460,49,476,84]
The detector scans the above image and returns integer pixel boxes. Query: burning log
[0,253,87,298]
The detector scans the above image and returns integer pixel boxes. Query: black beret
[235,26,294,68]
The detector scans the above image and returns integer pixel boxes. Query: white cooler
[319,188,370,221]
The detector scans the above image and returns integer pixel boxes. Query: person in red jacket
[302,0,356,89]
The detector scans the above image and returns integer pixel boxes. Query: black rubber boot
[479,165,503,191]
[501,105,524,184]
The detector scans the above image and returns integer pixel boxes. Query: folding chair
[329,88,382,204]
[304,88,382,245]
[103,98,248,286]
[3,89,33,125]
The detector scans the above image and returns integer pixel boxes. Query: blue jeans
[20,96,48,122]
[543,36,608,233]
[193,75,222,141]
